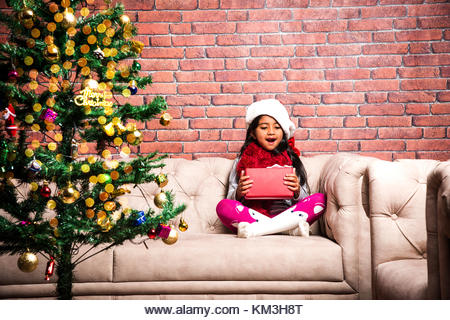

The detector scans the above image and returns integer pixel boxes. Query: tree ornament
[39,181,51,198]
[45,257,55,280]
[44,44,60,62]
[162,226,178,245]
[61,9,77,29]
[156,223,171,239]
[39,108,58,123]
[178,217,188,232]
[2,104,18,137]
[148,228,157,239]
[134,211,146,226]
[159,112,172,126]
[82,78,99,90]
[17,6,34,27]
[8,70,19,81]
[128,80,138,95]
[130,40,144,54]
[126,128,143,146]
[154,191,168,209]
[132,61,141,71]
[28,159,41,174]
[93,47,105,60]
[71,139,78,159]
[17,251,39,273]
[119,14,130,25]
[58,182,80,204]
[155,173,168,188]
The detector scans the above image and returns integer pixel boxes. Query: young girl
[216,99,326,238]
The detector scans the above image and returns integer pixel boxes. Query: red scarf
[236,142,293,217]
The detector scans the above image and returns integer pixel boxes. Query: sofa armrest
[426,161,450,299]
[318,153,375,299]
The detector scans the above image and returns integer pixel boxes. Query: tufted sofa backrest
[126,156,333,235]
[368,159,439,267]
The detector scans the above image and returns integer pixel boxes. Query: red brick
[360,140,405,151]
[155,0,197,9]
[442,67,450,78]
[166,95,211,106]
[136,23,169,35]
[293,105,317,117]
[268,0,308,8]
[355,80,399,91]
[221,129,246,140]
[288,82,330,93]
[360,104,404,116]
[309,129,331,140]
[206,47,249,58]
[180,59,224,71]
[372,68,397,79]
[437,92,450,102]
[141,48,184,59]
[303,21,347,32]
[323,93,365,104]
[250,9,292,21]
[215,71,258,82]
[361,6,406,18]
[338,141,360,152]
[212,95,254,106]
[300,117,343,128]
[408,3,450,16]
[280,94,321,106]
[344,117,366,127]
[432,42,450,53]
[378,128,423,139]
[326,69,370,80]
[261,35,282,45]
[404,54,450,67]
[368,116,412,127]
[394,18,417,29]
[199,0,220,9]
[359,56,402,67]
[148,119,189,130]
[158,130,199,141]
[295,47,316,57]
[431,104,450,114]
[190,118,233,129]
[150,36,172,47]
[170,23,192,34]
[328,32,372,43]
[332,128,377,140]
[280,22,303,32]
[222,83,243,93]
[282,34,327,45]
[373,31,396,42]
[363,43,408,55]
[193,22,236,34]
[243,82,286,93]
[338,8,360,19]
[251,47,295,57]
[393,152,417,160]
[297,141,338,152]
[217,35,259,46]
[237,21,279,33]
[401,79,447,91]
[409,43,431,54]
[332,82,353,92]
[178,83,221,94]
[417,152,450,161]
[358,152,394,161]
[419,17,450,29]
[318,45,362,56]
[175,71,214,82]
[367,93,388,104]
[294,129,309,140]
[286,70,324,81]
[200,130,220,140]
[184,141,227,153]
[395,30,442,42]
[225,59,246,70]
[290,58,334,69]
[294,8,338,19]
[405,104,430,115]
[407,140,450,151]
[207,106,246,117]
[140,142,183,154]
[228,11,248,21]
[152,72,174,83]
[183,11,227,22]
[317,105,357,116]
[228,142,245,153]
[172,35,215,46]
[398,67,440,78]
[142,83,177,95]
[221,0,265,9]
[389,92,436,103]
[138,11,181,22]
[247,58,289,70]
[348,19,393,31]
[336,57,358,68]
[424,127,446,139]
[260,70,284,81]
[182,107,206,118]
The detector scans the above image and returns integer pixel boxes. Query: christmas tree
[0,0,185,299]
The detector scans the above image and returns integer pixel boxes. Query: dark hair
[239,115,310,194]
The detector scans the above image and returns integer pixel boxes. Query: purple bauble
[8,70,19,81]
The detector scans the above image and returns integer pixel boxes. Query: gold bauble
[18,7,34,22]
[17,251,38,273]
[154,191,168,209]
[82,78,99,90]
[155,173,168,188]
[44,44,60,62]
[178,218,188,232]
[59,182,80,204]
[126,129,143,146]
[102,122,115,136]
[131,40,144,54]
[119,15,130,25]
[160,112,172,126]
[162,226,178,245]
[61,9,77,29]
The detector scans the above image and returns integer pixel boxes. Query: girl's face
[251,115,284,151]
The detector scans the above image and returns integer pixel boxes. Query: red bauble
[39,183,51,198]
[148,228,157,239]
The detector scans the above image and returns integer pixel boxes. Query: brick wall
[2,0,450,161]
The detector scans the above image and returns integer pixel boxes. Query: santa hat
[245,99,296,139]
[4,103,16,119]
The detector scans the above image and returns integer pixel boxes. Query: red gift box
[244,166,294,200]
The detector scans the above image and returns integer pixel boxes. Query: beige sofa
[0,154,448,299]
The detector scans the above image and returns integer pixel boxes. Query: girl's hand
[284,170,300,199]
[236,170,253,201]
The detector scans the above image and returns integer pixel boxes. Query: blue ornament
[128,85,138,95]
[134,211,146,226]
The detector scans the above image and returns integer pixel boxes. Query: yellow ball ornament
[61,9,77,29]
[178,218,189,232]
[59,182,80,204]
[119,15,130,25]
[17,251,38,273]
[162,226,179,245]
[160,112,173,126]
[44,44,60,62]
[126,129,143,146]
[154,191,168,209]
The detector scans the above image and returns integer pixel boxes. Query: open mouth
[266,137,277,143]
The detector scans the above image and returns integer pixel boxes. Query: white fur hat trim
[246,99,296,139]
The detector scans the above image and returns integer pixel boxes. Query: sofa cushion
[375,259,427,299]
[113,233,344,282]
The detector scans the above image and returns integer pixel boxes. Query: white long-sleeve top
[226,158,309,215]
